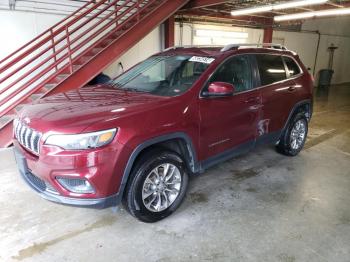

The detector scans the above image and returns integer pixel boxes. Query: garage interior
[0,0,349,261]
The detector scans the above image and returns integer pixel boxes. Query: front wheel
[276,113,308,156]
[123,149,188,223]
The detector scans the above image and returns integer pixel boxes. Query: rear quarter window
[256,54,287,86]
[283,56,301,77]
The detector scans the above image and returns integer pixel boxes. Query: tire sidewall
[283,113,308,156]
[128,151,188,222]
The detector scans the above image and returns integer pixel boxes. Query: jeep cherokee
[13,44,313,222]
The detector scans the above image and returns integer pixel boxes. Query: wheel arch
[282,99,312,132]
[117,132,199,200]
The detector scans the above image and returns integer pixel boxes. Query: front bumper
[14,145,120,209]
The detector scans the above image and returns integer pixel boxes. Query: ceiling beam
[182,0,228,10]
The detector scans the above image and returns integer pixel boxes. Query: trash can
[318,69,334,88]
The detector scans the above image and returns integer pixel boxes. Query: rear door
[282,55,304,107]
[255,54,297,136]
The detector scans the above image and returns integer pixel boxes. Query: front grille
[26,171,46,191]
[24,170,59,194]
[13,119,42,155]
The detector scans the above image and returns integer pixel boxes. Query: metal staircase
[0,0,189,147]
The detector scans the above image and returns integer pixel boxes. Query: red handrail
[0,1,110,75]
[0,0,125,88]
[0,0,136,99]
[0,0,164,117]
[0,1,93,71]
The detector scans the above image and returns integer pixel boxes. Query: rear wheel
[276,113,308,156]
[123,149,188,223]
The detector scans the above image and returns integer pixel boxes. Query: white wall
[302,16,350,36]
[0,10,63,61]
[273,30,319,73]
[302,16,350,84]
[103,26,162,78]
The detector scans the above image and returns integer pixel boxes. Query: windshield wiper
[116,87,150,93]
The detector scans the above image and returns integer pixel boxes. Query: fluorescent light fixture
[196,29,248,39]
[231,0,328,16]
[274,7,350,21]
[273,0,327,10]
[231,6,273,16]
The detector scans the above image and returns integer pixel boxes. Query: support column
[263,27,273,43]
[164,16,175,49]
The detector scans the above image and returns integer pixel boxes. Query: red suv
[13,44,313,222]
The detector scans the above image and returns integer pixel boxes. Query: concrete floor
[1,84,349,262]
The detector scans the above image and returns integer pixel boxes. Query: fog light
[56,177,95,194]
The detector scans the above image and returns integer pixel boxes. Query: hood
[19,85,170,133]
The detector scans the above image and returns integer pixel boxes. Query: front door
[199,55,261,162]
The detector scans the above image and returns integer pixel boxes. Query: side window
[210,55,252,93]
[283,56,301,77]
[256,54,287,86]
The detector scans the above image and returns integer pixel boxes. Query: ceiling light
[273,0,327,10]
[274,7,350,21]
[231,6,273,16]
[231,0,328,16]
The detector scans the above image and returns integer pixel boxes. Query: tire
[276,112,308,156]
[123,149,189,223]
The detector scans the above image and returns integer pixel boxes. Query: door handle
[288,86,297,92]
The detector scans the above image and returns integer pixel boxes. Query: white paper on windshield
[189,56,215,64]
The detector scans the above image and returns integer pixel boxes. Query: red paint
[207,82,234,95]
[14,47,313,202]
[182,0,227,9]
[164,16,175,48]
[263,27,273,43]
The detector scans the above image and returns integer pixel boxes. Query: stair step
[15,104,25,113]
[44,83,57,90]
[57,74,69,80]
[73,64,81,71]
[30,93,43,101]
[100,38,114,47]
[91,47,103,54]
[78,56,93,64]
[0,115,14,129]
[112,30,125,38]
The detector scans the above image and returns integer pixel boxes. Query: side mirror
[203,82,234,97]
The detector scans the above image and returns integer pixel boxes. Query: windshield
[111,55,214,96]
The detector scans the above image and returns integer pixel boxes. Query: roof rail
[164,45,223,51]
[221,43,288,52]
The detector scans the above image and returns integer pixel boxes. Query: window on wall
[283,56,301,77]
[193,29,248,46]
[256,54,287,86]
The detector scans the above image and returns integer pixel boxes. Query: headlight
[45,128,117,150]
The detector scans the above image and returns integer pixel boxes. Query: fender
[115,132,199,203]
[281,99,312,133]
